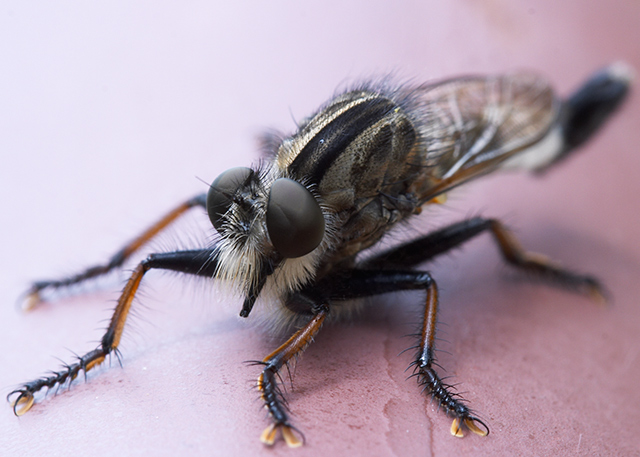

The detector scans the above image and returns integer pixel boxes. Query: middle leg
[307,269,489,437]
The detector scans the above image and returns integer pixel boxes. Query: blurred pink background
[1,2,639,456]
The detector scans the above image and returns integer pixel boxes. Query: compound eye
[266,178,325,258]
[207,167,252,232]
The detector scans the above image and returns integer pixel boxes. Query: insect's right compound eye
[266,178,325,259]
[207,167,253,232]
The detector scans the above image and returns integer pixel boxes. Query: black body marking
[289,95,398,183]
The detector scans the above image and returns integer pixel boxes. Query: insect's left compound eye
[207,167,253,232]
[266,178,325,258]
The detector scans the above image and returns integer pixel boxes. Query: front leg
[257,302,329,447]
[8,249,217,415]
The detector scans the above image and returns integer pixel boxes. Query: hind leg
[365,216,605,300]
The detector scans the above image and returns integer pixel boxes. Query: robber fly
[9,63,631,447]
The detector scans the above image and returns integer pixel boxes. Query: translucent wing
[405,73,560,202]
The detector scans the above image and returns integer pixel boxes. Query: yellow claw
[260,423,304,447]
[451,418,464,437]
[464,418,489,437]
[13,393,35,416]
[588,286,609,307]
[281,425,303,448]
[21,292,42,312]
[260,424,278,446]
[450,417,489,438]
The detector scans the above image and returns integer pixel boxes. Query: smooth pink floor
[1,2,639,456]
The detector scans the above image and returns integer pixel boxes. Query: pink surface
[1,2,639,456]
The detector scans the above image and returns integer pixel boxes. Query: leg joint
[415,272,434,288]
[101,329,115,351]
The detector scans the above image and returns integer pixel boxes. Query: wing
[403,72,561,202]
